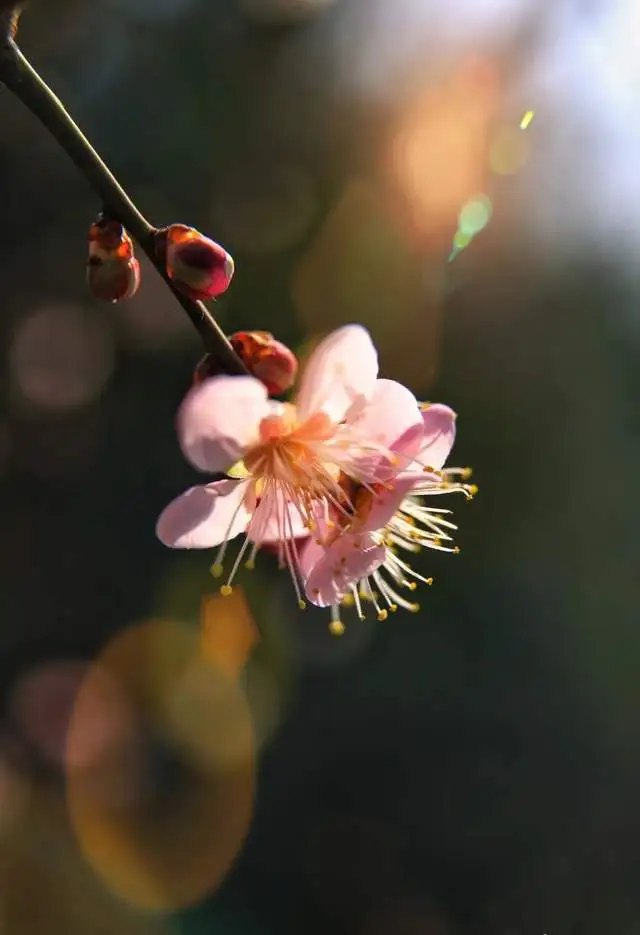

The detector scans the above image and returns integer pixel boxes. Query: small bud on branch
[0,7,247,377]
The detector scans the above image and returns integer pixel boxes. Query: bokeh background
[1,0,639,932]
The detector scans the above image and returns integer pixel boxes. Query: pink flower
[298,403,477,630]
[156,325,424,604]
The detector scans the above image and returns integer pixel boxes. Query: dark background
[1,1,639,933]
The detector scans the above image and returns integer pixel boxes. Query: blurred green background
[1,0,639,933]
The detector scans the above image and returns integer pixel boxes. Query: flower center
[242,405,344,529]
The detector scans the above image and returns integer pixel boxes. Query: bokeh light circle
[9,303,114,414]
[9,662,88,769]
[66,619,256,912]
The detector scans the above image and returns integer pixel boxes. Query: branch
[0,22,248,376]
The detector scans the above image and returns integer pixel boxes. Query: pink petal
[246,488,311,544]
[357,475,420,533]
[345,379,423,481]
[295,325,378,424]
[155,479,250,549]
[417,404,457,471]
[177,375,270,473]
[301,532,386,607]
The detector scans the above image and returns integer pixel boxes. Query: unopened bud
[155,224,234,302]
[192,331,298,396]
[87,217,140,302]
[230,331,298,396]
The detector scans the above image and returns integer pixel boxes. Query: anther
[245,559,255,570]
[298,600,307,610]
[211,563,224,578]
[377,610,388,621]
[329,619,345,636]
[220,584,233,597]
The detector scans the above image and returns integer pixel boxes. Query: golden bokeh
[199,589,259,681]
[388,57,500,245]
[65,619,256,912]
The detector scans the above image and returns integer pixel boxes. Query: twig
[0,15,247,376]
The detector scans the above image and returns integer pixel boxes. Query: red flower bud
[87,256,141,302]
[87,218,140,302]
[155,224,234,302]
[192,332,298,397]
[230,331,298,396]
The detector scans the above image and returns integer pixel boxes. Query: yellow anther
[418,401,431,411]
[407,582,417,591]
[220,584,233,597]
[329,619,345,636]
[245,559,255,570]
[306,520,317,531]
[426,577,434,586]
[409,603,421,613]
[342,593,355,607]
[211,563,224,578]
[461,467,473,480]
[453,546,461,554]
[389,604,398,613]
[433,537,442,547]
[377,610,388,622]
[298,600,307,610]
[468,484,478,496]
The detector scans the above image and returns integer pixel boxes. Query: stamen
[329,605,345,636]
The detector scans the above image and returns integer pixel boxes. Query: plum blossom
[156,325,424,604]
[298,403,477,632]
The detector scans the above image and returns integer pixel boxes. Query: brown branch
[0,12,248,376]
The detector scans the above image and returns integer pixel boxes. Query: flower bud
[230,331,297,396]
[87,218,140,302]
[155,224,234,302]
[192,331,298,396]
[87,256,141,302]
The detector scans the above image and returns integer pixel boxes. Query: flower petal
[178,375,270,473]
[295,325,378,423]
[301,531,386,607]
[156,479,250,549]
[417,403,457,471]
[357,475,420,533]
[343,379,423,481]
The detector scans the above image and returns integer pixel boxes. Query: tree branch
[0,26,248,376]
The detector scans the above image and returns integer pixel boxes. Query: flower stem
[0,31,248,376]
